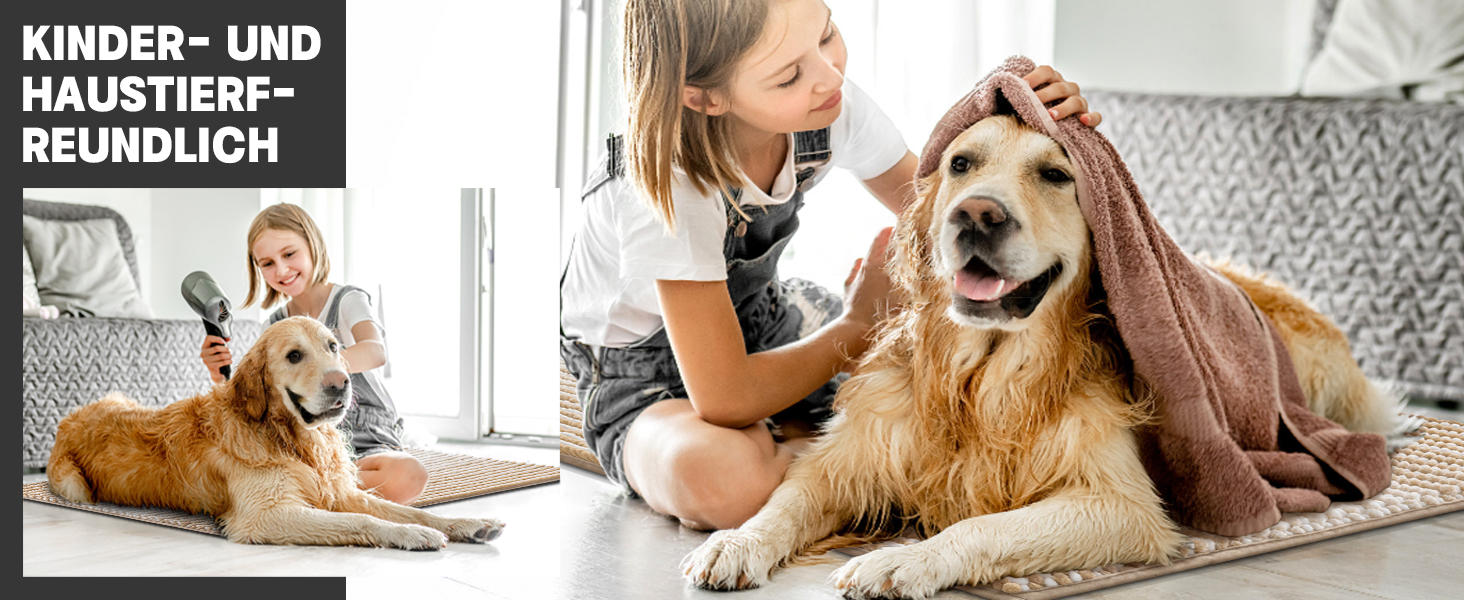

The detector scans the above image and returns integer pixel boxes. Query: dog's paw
[830,544,957,600]
[443,517,506,544]
[681,529,783,591]
[383,523,449,551]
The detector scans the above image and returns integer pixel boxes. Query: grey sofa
[22,199,262,470]
[1070,0,1463,405]
[1083,90,1462,404]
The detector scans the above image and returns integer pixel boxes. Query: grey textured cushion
[23,216,152,319]
[23,243,40,309]
[1087,90,1463,402]
[22,318,263,469]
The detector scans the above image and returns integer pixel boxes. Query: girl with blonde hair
[561,0,1100,529]
[201,203,428,505]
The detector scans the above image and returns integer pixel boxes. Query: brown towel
[916,56,1392,536]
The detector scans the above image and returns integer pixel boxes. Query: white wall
[1054,0,1316,96]
[148,189,266,322]
[346,0,561,187]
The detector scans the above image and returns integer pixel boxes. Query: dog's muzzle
[289,386,352,425]
[945,198,1062,323]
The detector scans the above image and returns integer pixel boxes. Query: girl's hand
[200,335,232,385]
[843,227,899,329]
[1024,65,1102,128]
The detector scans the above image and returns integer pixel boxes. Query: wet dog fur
[682,115,1400,598]
[48,316,504,550]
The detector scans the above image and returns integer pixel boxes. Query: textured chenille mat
[837,416,1464,600]
[22,448,560,537]
[560,361,606,476]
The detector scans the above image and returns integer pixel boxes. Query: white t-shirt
[561,79,907,348]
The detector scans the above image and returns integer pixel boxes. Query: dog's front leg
[334,490,505,544]
[221,503,449,550]
[683,404,904,591]
[830,491,1179,599]
[223,470,450,550]
[682,460,849,590]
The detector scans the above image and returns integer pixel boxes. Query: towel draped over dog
[915,57,1392,536]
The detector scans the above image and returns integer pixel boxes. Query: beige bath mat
[560,361,606,475]
[836,416,1463,599]
[23,448,560,537]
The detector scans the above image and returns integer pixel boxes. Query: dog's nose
[950,197,1011,235]
[323,371,349,393]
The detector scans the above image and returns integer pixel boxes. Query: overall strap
[606,133,625,178]
[578,134,625,202]
[792,127,831,190]
[320,284,371,334]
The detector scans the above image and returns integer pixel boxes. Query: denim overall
[560,130,844,488]
[269,284,405,458]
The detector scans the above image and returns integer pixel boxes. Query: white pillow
[23,243,40,309]
[22,216,152,319]
[1301,0,1464,103]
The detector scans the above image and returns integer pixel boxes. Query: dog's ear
[230,347,272,421]
[891,169,941,293]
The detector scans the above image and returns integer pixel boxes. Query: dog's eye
[1041,168,1071,183]
[329,342,339,353]
[287,350,303,364]
[950,156,971,173]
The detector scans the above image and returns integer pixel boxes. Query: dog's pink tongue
[955,271,1018,301]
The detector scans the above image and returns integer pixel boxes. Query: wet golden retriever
[48,316,504,549]
[682,115,1401,598]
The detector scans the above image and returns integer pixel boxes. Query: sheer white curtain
[782,0,1055,294]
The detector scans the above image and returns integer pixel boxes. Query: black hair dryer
[182,271,234,380]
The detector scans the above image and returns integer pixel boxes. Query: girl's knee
[364,453,428,504]
[396,455,429,491]
[663,434,786,530]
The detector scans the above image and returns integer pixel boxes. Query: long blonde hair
[622,0,770,229]
[243,203,332,310]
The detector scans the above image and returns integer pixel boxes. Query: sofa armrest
[1085,91,1463,402]
[22,318,263,469]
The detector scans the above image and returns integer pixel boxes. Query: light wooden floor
[26,410,1464,599]
[558,465,1464,600]
[558,406,1464,600]
[23,442,558,599]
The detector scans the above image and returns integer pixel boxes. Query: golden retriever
[47,316,504,550]
[682,115,1401,598]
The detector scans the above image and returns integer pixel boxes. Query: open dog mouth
[951,253,1063,321]
[288,389,348,425]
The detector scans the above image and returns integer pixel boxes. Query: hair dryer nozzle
[182,271,234,340]
[182,271,235,379]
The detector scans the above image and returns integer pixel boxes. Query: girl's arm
[343,321,388,373]
[658,229,895,429]
[861,151,918,214]
[336,291,386,373]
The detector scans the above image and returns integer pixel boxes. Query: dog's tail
[1360,379,1426,453]
[47,451,95,504]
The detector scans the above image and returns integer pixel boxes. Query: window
[262,189,557,443]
